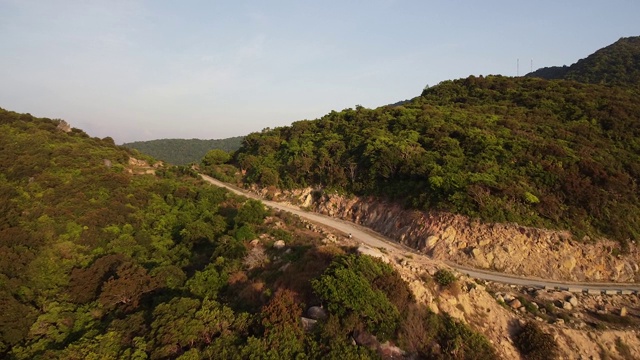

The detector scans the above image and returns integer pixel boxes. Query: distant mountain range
[526,36,640,86]
[123,136,244,165]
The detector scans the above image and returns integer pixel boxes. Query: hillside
[229,75,640,247]
[0,108,506,359]
[123,136,244,165]
[526,36,640,86]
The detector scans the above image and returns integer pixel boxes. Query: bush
[439,314,497,359]
[311,255,400,340]
[202,149,231,166]
[235,199,267,226]
[514,322,558,360]
[434,269,457,287]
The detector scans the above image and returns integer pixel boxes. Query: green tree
[202,149,232,166]
[235,199,267,226]
[311,255,400,339]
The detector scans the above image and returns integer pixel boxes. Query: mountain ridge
[123,136,244,165]
[526,36,640,86]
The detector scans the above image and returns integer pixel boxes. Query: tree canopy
[0,108,496,359]
[123,136,244,165]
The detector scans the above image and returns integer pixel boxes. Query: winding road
[200,174,640,294]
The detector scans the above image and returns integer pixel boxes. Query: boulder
[620,307,628,317]
[307,306,328,320]
[356,245,389,263]
[378,341,405,358]
[561,256,577,273]
[273,240,286,249]
[567,296,578,307]
[353,330,378,348]
[531,302,539,309]
[471,248,490,268]
[509,299,522,309]
[562,302,573,311]
[300,317,317,332]
[425,236,438,251]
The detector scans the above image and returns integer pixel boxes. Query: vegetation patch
[434,269,457,287]
[513,321,559,360]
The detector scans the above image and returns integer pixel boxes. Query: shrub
[434,269,457,287]
[439,314,497,359]
[311,255,400,339]
[514,322,558,360]
[202,149,231,166]
[235,199,267,226]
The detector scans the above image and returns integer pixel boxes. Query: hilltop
[526,36,640,86]
[123,136,244,165]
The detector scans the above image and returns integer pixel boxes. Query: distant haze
[1,0,639,143]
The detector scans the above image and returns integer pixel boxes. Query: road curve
[200,174,640,294]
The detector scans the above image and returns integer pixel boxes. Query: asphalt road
[200,174,640,294]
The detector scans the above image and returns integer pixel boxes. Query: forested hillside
[123,137,244,165]
[527,36,640,86]
[231,75,640,246]
[0,108,496,359]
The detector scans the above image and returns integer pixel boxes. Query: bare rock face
[356,244,390,263]
[56,120,72,132]
[297,190,639,283]
[620,306,628,317]
[562,302,573,311]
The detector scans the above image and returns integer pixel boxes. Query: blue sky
[1,1,639,143]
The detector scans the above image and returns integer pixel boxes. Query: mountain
[229,74,640,247]
[526,36,640,86]
[0,107,504,359]
[123,136,244,165]
[4,34,640,357]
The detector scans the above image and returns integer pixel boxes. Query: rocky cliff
[281,188,639,283]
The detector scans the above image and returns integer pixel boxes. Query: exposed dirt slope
[283,188,640,283]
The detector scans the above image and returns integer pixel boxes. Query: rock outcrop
[284,188,639,283]
[56,120,72,132]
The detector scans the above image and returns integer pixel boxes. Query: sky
[1,1,639,144]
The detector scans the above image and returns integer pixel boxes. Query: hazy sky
[1,1,639,143]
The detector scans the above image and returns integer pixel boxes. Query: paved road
[200,174,640,294]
